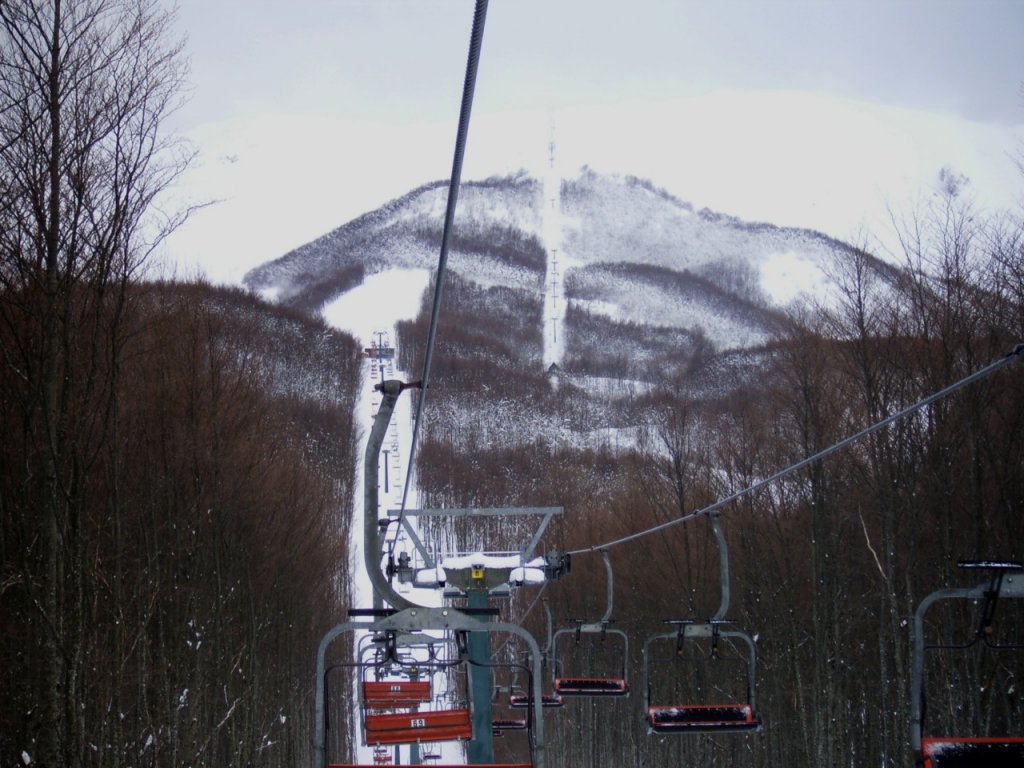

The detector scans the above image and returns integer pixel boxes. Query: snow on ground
[561,424,646,455]
[759,250,829,305]
[323,268,473,765]
[573,375,655,400]
[322,269,431,351]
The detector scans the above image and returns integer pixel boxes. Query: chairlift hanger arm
[364,380,421,612]
[542,598,553,659]
[600,548,614,623]
[709,512,730,620]
[973,565,1023,644]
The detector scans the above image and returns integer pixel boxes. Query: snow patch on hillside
[760,251,828,305]
[449,251,541,292]
[572,298,621,320]
[574,375,655,399]
[257,285,281,303]
[322,269,431,340]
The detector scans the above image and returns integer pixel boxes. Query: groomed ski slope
[324,269,468,765]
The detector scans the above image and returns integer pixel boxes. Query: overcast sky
[157,0,1024,284]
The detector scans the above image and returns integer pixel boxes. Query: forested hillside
[399,190,1024,767]
[2,2,1021,766]
[0,281,362,767]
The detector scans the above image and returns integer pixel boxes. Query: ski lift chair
[342,649,535,768]
[358,630,478,747]
[358,630,457,712]
[551,550,629,697]
[643,620,760,733]
[912,560,1024,768]
[551,622,629,696]
[641,512,761,734]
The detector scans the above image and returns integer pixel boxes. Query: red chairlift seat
[646,703,761,734]
[492,717,528,732]
[509,692,564,709]
[363,708,472,745]
[362,680,432,709]
[552,676,628,697]
[920,737,1024,768]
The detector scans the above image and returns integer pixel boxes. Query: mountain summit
[243,168,896,386]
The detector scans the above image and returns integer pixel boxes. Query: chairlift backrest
[362,680,432,709]
[919,736,1024,768]
[363,708,473,746]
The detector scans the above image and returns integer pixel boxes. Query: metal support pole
[722,628,758,712]
[466,590,495,764]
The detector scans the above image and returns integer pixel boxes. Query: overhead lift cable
[568,343,1024,557]
[391,0,490,557]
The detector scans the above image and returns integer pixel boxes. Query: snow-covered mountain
[244,168,895,369]
[240,167,913,467]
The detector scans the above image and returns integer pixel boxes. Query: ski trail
[322,268,465,765]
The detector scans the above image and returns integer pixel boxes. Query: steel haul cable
[391,0,489,557]
[567,343,1024,556]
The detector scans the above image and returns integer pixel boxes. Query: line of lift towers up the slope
[313,373,1024,768]
[313,371,770,768]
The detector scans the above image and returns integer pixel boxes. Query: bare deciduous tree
[0,1,190,764]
